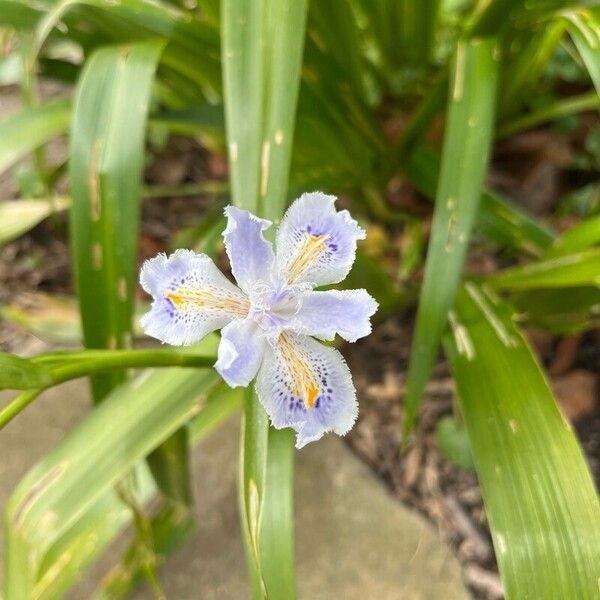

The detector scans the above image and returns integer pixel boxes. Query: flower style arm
[223,206,275,294]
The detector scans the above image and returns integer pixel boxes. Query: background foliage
[0,0,599,598]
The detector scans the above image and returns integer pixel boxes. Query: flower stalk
[0,349,216,430]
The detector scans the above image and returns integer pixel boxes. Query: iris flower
[139,192,377,448]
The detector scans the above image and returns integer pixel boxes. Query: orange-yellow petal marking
[165,288,249,316]
[279,333,320,409]
[286,234,328,283]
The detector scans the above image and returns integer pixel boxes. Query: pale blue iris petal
[223,206,275,294]
[256,334,357,449]
[216,318,266,387]
[139,249,248,346]
[292,289,378,342]
[275,191,366,286]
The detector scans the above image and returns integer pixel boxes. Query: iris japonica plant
[139,192,378,448]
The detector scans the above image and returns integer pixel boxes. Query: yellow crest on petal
[279,332,321,409]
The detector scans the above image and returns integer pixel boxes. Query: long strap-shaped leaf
[0,100,70,175]
[19,388,240,600]
[3,346,240,599]
[562,7,600,96]
[445,283,600,599]
[0,0,42,28]
[489,247,600,290]
[221,0,307,597]
[396,0,440,65]
[4,352,219,597]
[35,464,156,600]
[70,40,163,400]
[406,145,556,256]
[403,38,499,437]
[68,38,204,583]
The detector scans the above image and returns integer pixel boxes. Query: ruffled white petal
[223,206,275,294]
[139,249,249,346]
[216,318,266,387]
[275,191,365,287]
[256,332,358,448]
[292,289,378,342]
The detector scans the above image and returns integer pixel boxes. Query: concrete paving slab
[1,380,469,599]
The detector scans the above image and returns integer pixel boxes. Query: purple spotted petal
[256,333,357,449]
[139,249,249,346]
[292,289,378,342]
[223,206,275,294]
[275,191,365,287]
[215,318,266,387]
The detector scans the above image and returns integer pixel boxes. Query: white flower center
[247,279,305,333]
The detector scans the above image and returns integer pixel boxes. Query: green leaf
[435,415,475,471]
[149,105,225,147]
[497,91,600,139]
[489,248,600,290]
[221,0,262,214]
[499,21,566,119]
[222,0,307,219]
[4,348,220,597]
[0,352,52,390]
[407,145,556,256]
[222,1,308,597]
[3,335,237,598]
[468,0,526,36]
[29,0,221,100]
[259,428,295,599]
[563,8,600,95]
[0,101,71,176]
[69,40,163,401]
[189,384,243,443]
[445,283,600,599]
[307,0,369,102]
[34,465,156,600]
[0,197,69,247]
[147,427,193,508]
[396,0,441,65]
[510,286,600,334]
[403,38,500,437]
[66,38,201,589]
[0,0,42,29]
[545,212,600,257]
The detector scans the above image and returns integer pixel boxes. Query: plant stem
[0,350,216,429]
[497,91,600,139]
[0,389,42,431]
[48,350,215,385]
